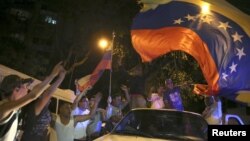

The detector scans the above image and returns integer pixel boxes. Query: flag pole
[109,32,115,97]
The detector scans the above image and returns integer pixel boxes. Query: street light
[97,32,115,98]
[201,3,210,14]
[98,38,109,50]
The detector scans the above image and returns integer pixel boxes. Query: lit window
[52,20,57,25]
[45,16,57,25]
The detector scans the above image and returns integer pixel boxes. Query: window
[45,16,57,25]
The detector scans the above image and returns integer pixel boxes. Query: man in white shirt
[53,92,102,141]
[72,96,90,141]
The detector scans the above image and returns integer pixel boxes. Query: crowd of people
[0,61,222,141]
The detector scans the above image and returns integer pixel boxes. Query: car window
[113,110,207,140]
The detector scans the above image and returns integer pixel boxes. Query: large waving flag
[131,0,250,105]
[78,50,111,92]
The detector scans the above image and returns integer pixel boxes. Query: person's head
[89,95,96,108]
[59,101,72,118]
[165,78,174,89]
[78,96,89,110]
[0,75,33,101]
[112,93,122,107]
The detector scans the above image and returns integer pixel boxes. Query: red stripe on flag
[78,51,111,92]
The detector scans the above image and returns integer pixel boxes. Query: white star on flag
[173,18,184,24]
[185,14,196,21]
[236,47,246,60]
[229,62,237,73]
[201,16,213,24]
[232,32,243,42]
[222,73,228,81]
[218,21,232,30]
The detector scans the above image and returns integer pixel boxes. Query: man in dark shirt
[163,79,184,111]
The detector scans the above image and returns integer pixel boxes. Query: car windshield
[112,109,207,140]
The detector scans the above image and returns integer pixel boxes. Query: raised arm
[97,108,107,121]
[74,92,102,126]
[0,62,62,121]
[120,85,130,109]
[29,62,63,98]
[105,96,113,120]
[74,79,81,96]
[72,86,92,110]
[34,66,66,115]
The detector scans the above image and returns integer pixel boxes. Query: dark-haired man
[163,79,184,111]
[105,85,130,132]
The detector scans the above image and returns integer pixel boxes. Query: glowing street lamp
[201,3,210,14]
[97,32,115,98]
[98,38,109,50]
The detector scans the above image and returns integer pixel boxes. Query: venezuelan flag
[131,0,250,105]
[78,50,112,92]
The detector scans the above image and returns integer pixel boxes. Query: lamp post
[98,32,115,97]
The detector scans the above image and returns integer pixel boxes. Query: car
[95,109,208,141]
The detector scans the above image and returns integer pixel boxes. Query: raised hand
[58,67,67,79]
[107,95,112,104]
[74,79,79,85]
[51,61,63,76]
[95,92,103,103]
[121,85,129,93]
